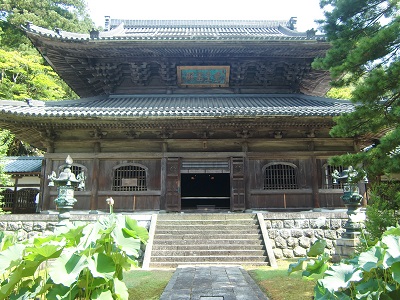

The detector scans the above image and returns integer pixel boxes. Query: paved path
[159,266,269,300]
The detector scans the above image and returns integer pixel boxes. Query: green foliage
[316,0,400,170]
[0,49,75,100]
[364,182,400,243]
[289,226,400,299]
[0,130,12,214]
[317,0,400,243]
[0,214,149,299]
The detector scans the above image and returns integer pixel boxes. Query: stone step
[151,249,266,256]
[155,224,258,231]
[150,255,267,263]
[153,238,264,245]
[156,219,257,225]
[157,213,255,221]
[152,244,264,251]
[153,233,262,240]
[155,229,260,235]
[149,261,270,268]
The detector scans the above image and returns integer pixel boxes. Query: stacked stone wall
[262,211,349,259]
[0,213,151,241]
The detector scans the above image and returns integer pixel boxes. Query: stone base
[332,236,360,262]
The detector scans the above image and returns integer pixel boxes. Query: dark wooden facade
[0,19,361,212]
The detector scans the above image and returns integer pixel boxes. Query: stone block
[275,236,287,249]
[314,229,324,239]
[264,220,272,229]
[287,237,298,249]
[293,246,307,257]
[33,222,47,231]
[7,221,22,231]
[22,222,33,232]
[0,222,7,231]
[283,220,294,228]
[273,248,284,259]
[283,249,295,258]
[280,229,291,239]
[298,236,311,249]
[303,229,315,238]
[267,229,278,239]
[324,230,338,240]
[291,229,303,238]
[330,219,343,230]
[272,220,283,229]
[295,219,310,229]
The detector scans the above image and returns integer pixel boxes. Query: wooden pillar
[311,156,320,209]
[89,142,101,212]
[11,176,19,213]
[42,142,54,211]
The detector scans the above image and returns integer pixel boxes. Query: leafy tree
[316,0,400,238]
[1,0,93,49]
[0,130,11,214]
[0,0,93,155]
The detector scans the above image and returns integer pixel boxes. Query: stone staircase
[147,213,271,268]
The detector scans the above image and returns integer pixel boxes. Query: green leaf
[320,263,363,292]
[358,246,384,271]
[87,253,116,280]
[46,283,79,300]
[307,239,327,257]
[48,250,88,286]
[288,257,307,275]
[113,278,129,299]
[303,255,330,278]
[0,244,25,273]
[391,262,400,284]
[91,289,113,300]
[383,235,400,267]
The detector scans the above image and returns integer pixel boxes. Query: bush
[289,226,400,299]
[0,214,148,299]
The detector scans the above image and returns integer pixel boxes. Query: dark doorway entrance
[181,173,230,209]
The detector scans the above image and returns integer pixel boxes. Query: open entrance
[181,173,230,209]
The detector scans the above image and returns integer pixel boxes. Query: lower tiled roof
[1,157,43,173]
[0,94,353,119]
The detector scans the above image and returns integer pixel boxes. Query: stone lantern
[332,166,364,238]
[48,155,85,225]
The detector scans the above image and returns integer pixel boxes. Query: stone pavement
[159,266,269,300]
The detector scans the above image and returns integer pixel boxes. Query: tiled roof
[0,94,353,118]
[24,19,321,41]
[1,157,43,173]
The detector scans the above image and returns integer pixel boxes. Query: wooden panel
[166,158,181,211]
[231,157,245,211]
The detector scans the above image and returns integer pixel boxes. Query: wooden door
[165,158,181,211]
[231,157,245,211]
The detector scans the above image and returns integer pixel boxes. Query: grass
[124,269,174,300]
[247,259,316,300]
[124,260,315,300]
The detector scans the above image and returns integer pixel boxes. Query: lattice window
[1,189,14,209]
[113,165,147,191]
[15,188,38,209]
[323,165,344,189]
[264,163,298,190]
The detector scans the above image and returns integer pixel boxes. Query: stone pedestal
[333,234,360,262]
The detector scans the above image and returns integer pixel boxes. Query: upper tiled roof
[24,19,321,41]
[0,94,353,118]
[1,157,43,174]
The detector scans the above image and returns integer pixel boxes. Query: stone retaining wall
[0,211,353,259]
[261,211,351,258]
[0,213,152,241]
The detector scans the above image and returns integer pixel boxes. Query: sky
[86,0,325,32]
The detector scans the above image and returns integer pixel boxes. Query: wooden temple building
[0,19,358,212]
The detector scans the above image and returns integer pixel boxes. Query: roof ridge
[109,19,291,28]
